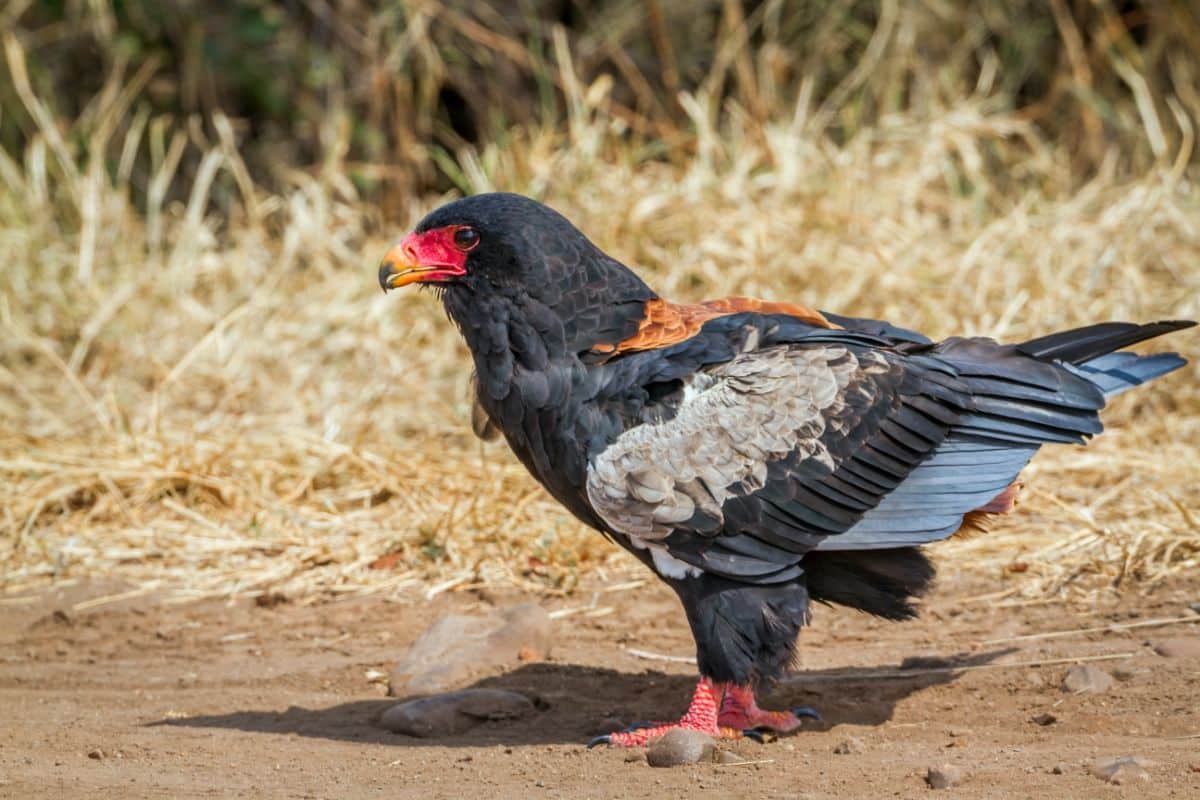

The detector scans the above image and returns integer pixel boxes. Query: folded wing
[585,317,1190,582]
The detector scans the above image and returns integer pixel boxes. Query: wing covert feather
[582,317,1129,582]
[586,344,897,542]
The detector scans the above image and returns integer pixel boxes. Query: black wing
[586,313,1185,583]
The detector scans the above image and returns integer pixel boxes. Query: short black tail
[1017,320,1194,365]
[1017,319,1194,399]
[804,547,935,621]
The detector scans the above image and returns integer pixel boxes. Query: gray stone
[900,655,953,670]
[1090,756,1153,784]
[1031,712,1057,726]
[833,736,865,754]
[388,603,553,696]
[380,688,536,737]
[1112,662,1139,681]
[926,764,964,789]
[645,729,716,767]
[1151,637,1200,659]
[1061,664,1114,693]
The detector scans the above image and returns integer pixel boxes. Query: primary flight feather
[379,192,1193,746]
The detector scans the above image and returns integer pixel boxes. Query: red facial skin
[379,225,474,289]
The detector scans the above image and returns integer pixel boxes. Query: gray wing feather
[586,345,869,540]
[812,440,1035,550]
[1070,352,1188,398]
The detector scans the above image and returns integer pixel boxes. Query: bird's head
[378,193,656,354]
[379,193,601,293]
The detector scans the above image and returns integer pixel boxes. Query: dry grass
[1,33,1198,608]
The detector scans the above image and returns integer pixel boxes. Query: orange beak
[378,229,470,291]
[378,237,435,291]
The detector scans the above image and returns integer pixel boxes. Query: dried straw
[1,32,1197,607]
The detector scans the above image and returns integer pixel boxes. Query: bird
[378,192,1194,747]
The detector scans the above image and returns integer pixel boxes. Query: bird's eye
[453,226,480,251]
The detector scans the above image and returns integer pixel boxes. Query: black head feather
[416,193,656,358]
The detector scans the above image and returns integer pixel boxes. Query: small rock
[1151,637,1200,659]
[1061,664,1114,693]
[1050,764,1066,775]
[926,764,964,789]
[623,751,644,763]
[900,655,953,670]
[1025,671,1046,689]
[87,749,104,760]
[254,592,288,608]
[380,688,536,737]
[1090,756,1153,784]
[1112,663,1138,682]
[388,603,553,696]
[1031,712,1057,726]
[833,736,865,754]
[713,749,745,764]
[646,729,716,767]
[31,609,73,629]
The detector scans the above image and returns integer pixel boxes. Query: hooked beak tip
[378,260,397,292]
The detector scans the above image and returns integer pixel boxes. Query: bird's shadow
[152,649,1014,747]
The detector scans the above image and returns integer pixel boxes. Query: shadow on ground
[154,650,1012,747]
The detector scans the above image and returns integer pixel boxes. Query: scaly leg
[717,683,821,733]
[588,677,750,748]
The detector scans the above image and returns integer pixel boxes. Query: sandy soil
[2,575,1198,799]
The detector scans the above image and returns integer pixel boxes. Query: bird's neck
[439,267,655,527]
[445,288,563,385]
[441,272,656,396]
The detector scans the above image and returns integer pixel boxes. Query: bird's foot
[589,720,749,748]
[588,677,750,748]
[717,683,821,734]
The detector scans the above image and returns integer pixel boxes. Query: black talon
[742,728,765,743]
[587,734,612,749]
[792,706,822,721]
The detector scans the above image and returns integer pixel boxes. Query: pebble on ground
[645,729,717,767]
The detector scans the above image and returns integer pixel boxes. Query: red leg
[717,683,820,733]
[590,677,748,747]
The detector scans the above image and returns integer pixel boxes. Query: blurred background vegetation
[3,1,1197,602]
[5,0,1199,217]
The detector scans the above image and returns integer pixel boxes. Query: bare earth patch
[2,576,1198,799]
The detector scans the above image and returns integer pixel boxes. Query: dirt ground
[2,575,1198,799]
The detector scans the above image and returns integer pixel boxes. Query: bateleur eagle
[378,192,1194,747]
